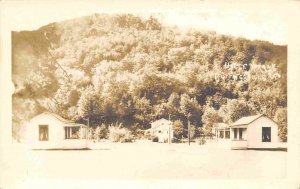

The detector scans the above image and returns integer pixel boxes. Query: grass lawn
[1,140,287,188]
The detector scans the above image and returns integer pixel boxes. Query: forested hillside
[12,14,287,141]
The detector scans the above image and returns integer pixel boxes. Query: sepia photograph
[0,1,299,189]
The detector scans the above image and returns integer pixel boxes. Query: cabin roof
[230,114,264,127]
[31,112,83,125]
[151,118,171,125]
[63,122,88,127]
[151,118,172,129]
[44,112,74,123]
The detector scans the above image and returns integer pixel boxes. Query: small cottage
[213,123,230,139]
[25,112,88,149]
[229,114,281,149]
[150,118,173,143]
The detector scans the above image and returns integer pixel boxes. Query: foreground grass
[1,140,287,189]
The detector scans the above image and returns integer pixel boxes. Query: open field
[1,140,288,189]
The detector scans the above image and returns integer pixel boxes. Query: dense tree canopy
[12,14,287,141]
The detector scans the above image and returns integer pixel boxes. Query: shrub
[152,136,158,142]
[274,108,287,142]
[93,124,109,141]
[132,128,145,139]
[144,130,152,140]
[198,137,206,145]
[87,128,94,140]
[172,120,184,139]
[189,124,199,139]
[171,137,181,143]
[108,124,133,143]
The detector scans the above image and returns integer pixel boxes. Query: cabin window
[39,125,48,141]
[65,127,80,139]
[262,127,271,142]
[239,128,243,140]
[234,128,238,139]
[219,131,224,138]
[225,131,230,139]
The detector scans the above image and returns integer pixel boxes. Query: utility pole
[168,114,171,144]
[188,120,190,146]
[169,124,171,144]
[87,111,90,141]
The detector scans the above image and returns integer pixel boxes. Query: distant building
[229,114,281,149]
[212,123,230,139]
[25,112,88,149]
[150,118,173,143]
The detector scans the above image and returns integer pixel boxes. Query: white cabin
[229,114,281,149]
[25,112,88,149]
[150,118,173,143]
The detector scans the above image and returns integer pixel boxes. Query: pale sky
[1,0,292,45]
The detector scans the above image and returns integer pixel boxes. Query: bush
[152,136,158,142]
[189,124,199,139]
[108,124,133,143]
[132,128,145,139]
[274,108,287,142]
[93,124,109,141]
[171,137,181,143]
[173,120,184,139]
[87,128,94,140]
[197,137,206,145]
[144,130,152,140]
